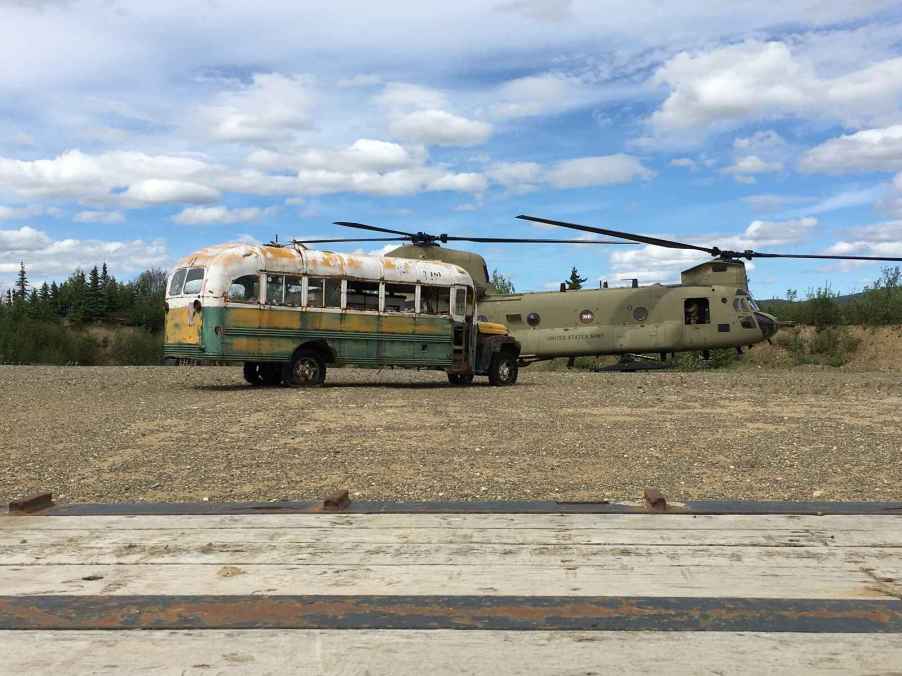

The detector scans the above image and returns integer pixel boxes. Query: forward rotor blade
[294,237,407,244]
[750,252,902,262]
[516,215,716,255]
[443,236,636,245]
[334,221,417,238]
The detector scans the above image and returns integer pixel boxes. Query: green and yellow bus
[163,242,520,386]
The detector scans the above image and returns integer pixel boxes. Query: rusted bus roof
[170,242,473,297]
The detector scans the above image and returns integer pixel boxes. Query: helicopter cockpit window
[684,298,710,325]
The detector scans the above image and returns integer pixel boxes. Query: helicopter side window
[684,298,710,325]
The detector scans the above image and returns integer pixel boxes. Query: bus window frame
[383,282,417,315]
[452,286,467,321]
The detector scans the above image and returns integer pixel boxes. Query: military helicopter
[295,216,902,369]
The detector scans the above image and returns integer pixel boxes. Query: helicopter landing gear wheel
[488,351,518,386]
[286,349,326,387]
[243,362,264,386]
[447,372,474,385]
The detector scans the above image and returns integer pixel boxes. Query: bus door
[451,286,473,368]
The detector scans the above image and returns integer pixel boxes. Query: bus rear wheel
[287,349,326,387]
[488,352,518,386]
[448,373,474,386]
[243,362,264,386]
[260,363,283,387]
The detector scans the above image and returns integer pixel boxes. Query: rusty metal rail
[1,596,900,632]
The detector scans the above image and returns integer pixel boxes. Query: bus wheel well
[293,341,335,364]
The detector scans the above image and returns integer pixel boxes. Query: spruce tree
[15,261,28,299]
[564,266,587,290]
[87,265,102,321]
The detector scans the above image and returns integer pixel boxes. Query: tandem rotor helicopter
[294,215,902,370]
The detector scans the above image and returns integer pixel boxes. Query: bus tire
[287,349,326,387]
[243,362,264,386]
[488,351,518,386]
[260,363,283,387]
[448,373,474,386]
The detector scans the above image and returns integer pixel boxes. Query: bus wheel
[488,352,518,386]
[287,349,326,387]
[448,373,474,386]
[243,362,264,386]
[260,363,283,387]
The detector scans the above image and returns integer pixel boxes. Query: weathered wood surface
[4,630,902,675]
[2,513,901,599]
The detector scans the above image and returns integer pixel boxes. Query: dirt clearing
[1,365,901,504]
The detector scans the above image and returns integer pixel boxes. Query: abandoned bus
[163,242,520,386]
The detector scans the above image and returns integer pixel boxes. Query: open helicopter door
[682,296,712,347]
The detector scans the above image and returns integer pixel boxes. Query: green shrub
[775,326,859,367]
[109,330,163,365]
[0,319,100,364]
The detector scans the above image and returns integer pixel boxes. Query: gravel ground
[1,365,901,504]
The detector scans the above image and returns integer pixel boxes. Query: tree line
[0,262,166,364]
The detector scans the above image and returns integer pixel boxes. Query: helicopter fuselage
[477,283,776,362]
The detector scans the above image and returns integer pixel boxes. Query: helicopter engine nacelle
[681,260,749,292]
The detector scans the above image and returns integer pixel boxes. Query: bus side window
[266,274,285,305]
[307,278,324,307]
[421,286,451,315]
[285,276,303,306]
[346,280,379,311]
[324,278,341,308]
[384,283,416,313]
[229,274,260,303]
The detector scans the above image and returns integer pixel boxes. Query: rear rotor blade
[334,221,417,238]
[516,214,717,255]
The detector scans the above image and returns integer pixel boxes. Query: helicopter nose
[754,312,778,339]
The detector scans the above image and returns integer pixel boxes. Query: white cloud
[172,205,278,225]
[546,154,654,188]
[0,230,168,288]
[389,109,492,146]
[74,210,125,224]
[494,0,573,23]
[0,149,212,203]
[123,179,220,206]
[197,73,316,143]
[723,155,783,176]
[375,82,447,110]
[670,158,697,170]
[647,40,902,143]
[487,161,543,192]
[249,139,424,173]
[741,217,817,247]
[492,73,599,119]
[0,226,52,251]
[800,125,902,174]
[0,205,60,220]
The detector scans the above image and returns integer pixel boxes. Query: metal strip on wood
[28,500,902,517]
[2,596,900,632]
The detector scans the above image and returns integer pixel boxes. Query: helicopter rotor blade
[443,236,637,245]
[293,237,407,244]
[747,252,902,262]
[334,221,418,238]
[516,214,717,255]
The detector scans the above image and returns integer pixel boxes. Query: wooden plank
[3,540,901,566]
[4,630,902,675]
[5,512,902,533]
[5,524,900,548]
[2,560,898,598]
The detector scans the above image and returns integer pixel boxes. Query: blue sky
[2,0,902,299]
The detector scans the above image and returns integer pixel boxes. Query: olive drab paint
[386,244,779,363]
